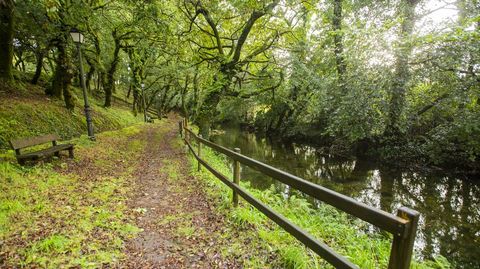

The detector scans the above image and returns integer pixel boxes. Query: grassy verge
[185,137,451,268]
[0,84,142,150]
[0,124,149,268]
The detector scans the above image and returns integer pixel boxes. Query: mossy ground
[1,116,271,268]
[0,124,148,268]
[0,83,141,150]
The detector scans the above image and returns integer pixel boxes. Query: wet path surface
[123,117,241,268]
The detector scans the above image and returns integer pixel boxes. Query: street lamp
[70,28,95,140]
[141,82,147,122]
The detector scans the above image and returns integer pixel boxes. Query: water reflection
[212,126,480,269]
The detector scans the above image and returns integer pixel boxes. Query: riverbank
[209,125,478,268]
[186,126,452,268]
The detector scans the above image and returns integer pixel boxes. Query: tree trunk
[47,37,75,110]
[333,0,346,91]
[385,0,420,136]
[192,71,199,117]
[104,31,121,107]
[14,50,25,71]
[0,0,14,81]
[181,75,190,120]
[47,44,67,98]
[132,89,139,116]
[127,48,142,113]
[31,50,44,84]
[62,70,75,110]
[196,80,224,139]
[85,58,95,92]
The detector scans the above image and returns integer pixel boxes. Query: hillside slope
[0,84,141,150]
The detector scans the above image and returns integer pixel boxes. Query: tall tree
[386,0,421,135]
[182,0,281,138]
[0,0,14,81]
[333,0,346,91]
[104,28,133,107]
[47,31,75,110]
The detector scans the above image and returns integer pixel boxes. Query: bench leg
[68,148,74,159]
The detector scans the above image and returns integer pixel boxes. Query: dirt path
[123,116,241,268]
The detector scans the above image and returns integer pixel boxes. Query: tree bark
[196,76,225,139]
[333,0,346,91]
[104,31,121,107]
[386,0,420,136]
[47,36,75,110]
[85,57,95,92]
[181,75,190,120]
[31,50,44,84]
[0,0,14,81]
[127,47,142,114]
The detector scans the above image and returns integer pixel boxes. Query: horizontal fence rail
[179,119,419,269]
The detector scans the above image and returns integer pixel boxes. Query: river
[211,126,480,269]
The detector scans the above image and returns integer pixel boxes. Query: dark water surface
[211,126,480,269]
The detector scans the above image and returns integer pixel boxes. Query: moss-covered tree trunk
[104,31,121,107]
[0,0,14,81]
[127,47,141,114]
[31,50,44,84]
[85,58,95,92]
[47,37,75,110]
[333,0,346,91]
[196,72,230,139]
[385,0,420,136]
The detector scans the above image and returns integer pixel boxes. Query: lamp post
[141,82,147,122]
[70,28,95,140]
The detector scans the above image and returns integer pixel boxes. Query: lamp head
[70,28,84,44]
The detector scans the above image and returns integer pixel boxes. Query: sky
[418,0,459,32]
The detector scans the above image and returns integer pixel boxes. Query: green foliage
[6,0,480,170]
[187,142,451,268]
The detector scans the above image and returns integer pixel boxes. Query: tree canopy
[1,0,479,170]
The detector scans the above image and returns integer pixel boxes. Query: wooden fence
[179,119,419,269]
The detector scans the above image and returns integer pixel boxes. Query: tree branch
[232,0,280,63]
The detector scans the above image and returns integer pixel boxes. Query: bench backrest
[9,134,60,151]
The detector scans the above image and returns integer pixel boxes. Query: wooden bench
[9,134,74,165]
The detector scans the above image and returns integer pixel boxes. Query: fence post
[179,121,183,138]
[183,119,189,153]
[233,148,241,207]
[197,134,202,171]
[184,119,189,141]
[387,207,420,269]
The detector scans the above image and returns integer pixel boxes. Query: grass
[0,83,142,150]
[0,124,148,268]
[184,136,452,269]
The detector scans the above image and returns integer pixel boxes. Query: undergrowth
[184,135,451,269]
